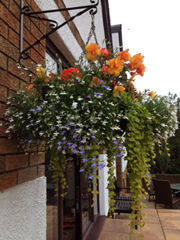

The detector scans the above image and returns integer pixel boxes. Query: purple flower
[94,92,103,96]
[67,122,73,126]
[71,144,76,149]
[67,142,73,146]
[86,66,90,70]
[97,164,105,170]
[118,145,123,150]
[73,128,78,132]
[83,95,89,100]
[29,108,35,112]
[91,163,96,169]
[82,158,88,162]
[91,157,96,161]
[29,123,34,126]
[74,79,78,82]
[51,126,55,130]
[42,101,47,105]
[57,141,62,146]
[102,85,111,90]
[88,175,94,180]
[79,168,84,172]
[61,130,66,135]
[116,153,122,158]
[113,141,118,144]
[100,79,104,83]
[28,140,32,144]
[52,106,56,110]
[79,151,84,155]
[73,134,77,139]
[36,107,42,111]
[63,146,67,149]
[91,135,96,139]
[71,150,76,154]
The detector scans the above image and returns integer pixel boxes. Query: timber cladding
[0,0,46,192]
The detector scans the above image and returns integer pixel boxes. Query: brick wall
[0,0,46,192]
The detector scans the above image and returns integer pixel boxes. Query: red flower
[100,48,110,60]
[61,68,81,82]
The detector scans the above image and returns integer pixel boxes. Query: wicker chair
[152,178,180,208]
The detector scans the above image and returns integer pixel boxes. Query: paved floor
[98,195,180,240]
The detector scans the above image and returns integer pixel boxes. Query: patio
[98,195,180,240]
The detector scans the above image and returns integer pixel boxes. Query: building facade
[0,0,113,239]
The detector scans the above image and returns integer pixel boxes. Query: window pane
[45,52,58,75]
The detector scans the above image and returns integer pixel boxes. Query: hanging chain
[85,13,99,46]
[80,13,99,60]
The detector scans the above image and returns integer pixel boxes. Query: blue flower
[61,130,66,135]
[91,163,96,169]
[91,135,96,139]
[57,141,62,146]
[42,101,47,105]
[97,164,105,170]
[73,128,78,132]
[67,122,73,126]
[28,140,32,144]
[91,157,96,161]
[118,145,123,150]
[63,146,67,149]
[100,79,104,83]
[88,175,94,180]
[29,123,34,126]
[51,126,55,130]
[94,92,103,96]
[113,141,118,144]
[82,158,88,162]
[73,134,77,139]
[71,144,76,149]
[83,95,89,100]
[36,107,42,111]
[52,106,56,110]
[116,153,122,158]
[67,142,73,146]
[71,150,76,154]
[79,151,84,155]
[79,168,84,172]
[29,108,35,112]
[102,85,111,90]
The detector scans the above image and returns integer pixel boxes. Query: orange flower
[85,43,101,61]
[117,49,131,62]
[113,85,125,97]
[101,66,108,74]
[36,66,45,78]
[27,84,33,92]
[89,77,101,87]
[107,58,124,77]
[149,91,156,99]
[130,53,144,70]
[61,68,81,82]
[44,77,50,83]
[136,63,146,76]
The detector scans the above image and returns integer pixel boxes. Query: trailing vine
[122,92,155,238]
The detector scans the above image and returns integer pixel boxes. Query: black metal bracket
[19,0,99,65]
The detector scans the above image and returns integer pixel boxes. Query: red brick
[31,48,45,65]
[0,69,19,91]
[8,58,29,82]
[0,138,18,154]
[38,165,45,177]
[29,152,45,166]
[9,0,20,21]
[9,28,20,48]
[18,166,38,184]
[0,4,20,34]
[0,85,7,102]
[0,120,6,137]
[1,0,9,8]
[0,19,8,39]
[0,35,19,62]
[31,22,44,41]
[0,103,6,119]
[0,156,5,172]
[0,171,17,191]
[5,154,28,171]
[39,20,46,35]
[0,52,7,70]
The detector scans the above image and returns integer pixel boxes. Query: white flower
[72,102,78,109]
